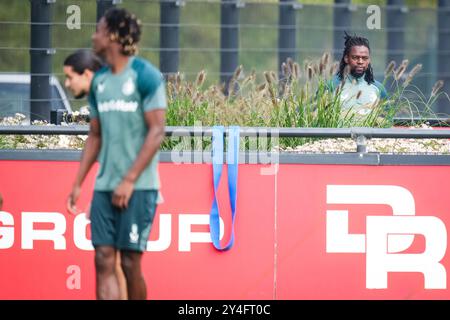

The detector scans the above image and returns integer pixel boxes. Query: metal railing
[1,125,450,153]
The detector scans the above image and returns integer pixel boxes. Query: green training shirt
[328,74,388,115]
[88,56,167,191]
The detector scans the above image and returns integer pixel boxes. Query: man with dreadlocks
[329,32,388,116]
[67,8,167,300]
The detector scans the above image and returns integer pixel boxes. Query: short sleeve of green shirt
[144,82,167,111]
[133,59,167,112]
[88,81,99,119]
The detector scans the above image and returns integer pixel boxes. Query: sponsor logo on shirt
[98,100,138,113]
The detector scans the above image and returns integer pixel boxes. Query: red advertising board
[0,160,449,299]
[277,164,450,299]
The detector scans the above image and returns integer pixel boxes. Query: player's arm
[67,118,102,214]
[124,109,166,183]
[112,109,166,209]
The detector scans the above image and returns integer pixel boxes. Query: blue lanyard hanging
[210,125,239,251]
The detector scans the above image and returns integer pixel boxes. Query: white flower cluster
[0,113,27,125]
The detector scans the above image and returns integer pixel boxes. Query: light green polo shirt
[328,74,388,116]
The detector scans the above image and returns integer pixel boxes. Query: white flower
[15,113,26,120]
[80,106,90,115]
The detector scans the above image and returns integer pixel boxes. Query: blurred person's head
[63,49,104,99]
[337,32,374,84]
[92,8,142,63]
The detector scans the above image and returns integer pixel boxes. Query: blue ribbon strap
[210,126,239,251]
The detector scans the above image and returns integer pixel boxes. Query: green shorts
[90,190,158,252]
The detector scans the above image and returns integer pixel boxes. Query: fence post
[220,0,240,93]
[96,0,117,22]
[386,0,406,66]
[385,0,406,96]
[160,0,181,78]
[278,0,297,78]
[30,0,54,123]
[437,0,450,115]
[333,0,351,61]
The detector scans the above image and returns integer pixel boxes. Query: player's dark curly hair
[337,32,374,84]
[103,7,142,56]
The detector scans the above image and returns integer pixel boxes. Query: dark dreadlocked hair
[103,8,142,56]
[337,32,374,84]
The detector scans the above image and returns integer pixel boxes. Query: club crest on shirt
[97,83,105,93]
[122,78,135,96]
